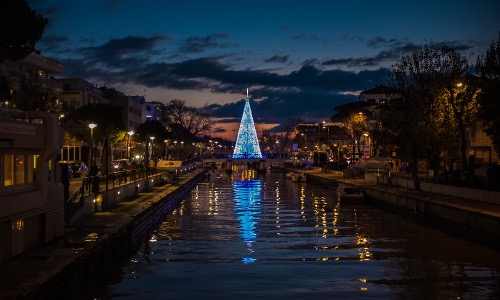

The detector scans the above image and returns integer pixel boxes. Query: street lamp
[333,143,338,172]
[149,136,156,161]
[127,131,134,162]
[181,141,185,160]
[363,133,370,158]
[174,140,178,160]
[164,139,169,159]
[88,123,97,166]
[58,114,64,126]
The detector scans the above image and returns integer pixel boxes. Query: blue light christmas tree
[233,90,262,159]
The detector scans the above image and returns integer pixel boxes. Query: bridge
[201,158,286,171]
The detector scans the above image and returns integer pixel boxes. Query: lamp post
[181,141,185,160]
[127,131,134,162]
[363,133,370,158]
[148,136,155,176]
[276,140,280,159]
[149,136,156,162]
[334,143,340,173]
[88,123,97,166]
[174,140,178,160]
[164,139,169,159]
[58,114,64,126]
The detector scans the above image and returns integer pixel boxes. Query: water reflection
[99,170,500,300]
[232,170,262,263]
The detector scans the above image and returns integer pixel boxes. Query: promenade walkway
[0,169,206,300]
[295,167,500,245]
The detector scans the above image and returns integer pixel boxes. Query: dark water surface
[98,170,500,300]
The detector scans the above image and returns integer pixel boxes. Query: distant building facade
[0,52,63,112]
[143,101,165,123]
[57,78,109,108]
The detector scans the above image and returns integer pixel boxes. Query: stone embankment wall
[304,172,500,242]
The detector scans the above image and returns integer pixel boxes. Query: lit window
[3,154,38,186]
[4,154,14,186]
[15,155,25,184]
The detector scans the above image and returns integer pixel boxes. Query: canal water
[96,169,500,299]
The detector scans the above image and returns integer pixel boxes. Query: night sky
[29,0,500,140]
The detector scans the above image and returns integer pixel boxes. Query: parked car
[399,162,413,173]
[112,159,129,171]
[59,161,88,178]
[59,161,74,179]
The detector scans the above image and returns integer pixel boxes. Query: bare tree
[165,99,214,138]
[476,33,500,154]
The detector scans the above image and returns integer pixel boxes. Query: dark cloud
[322,41,421,68]
[36,34,68,54]
[177,33,234,53]
[212,127,227,133]
[264,55,290,63]
[48,34,390,126]
[367,37,406,48]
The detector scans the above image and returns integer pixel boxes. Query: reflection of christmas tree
[233,96,262,159]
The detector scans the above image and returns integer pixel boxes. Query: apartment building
[0,53,65,263]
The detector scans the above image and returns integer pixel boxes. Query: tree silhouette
[476,33,500,154]
[0,0,47,63]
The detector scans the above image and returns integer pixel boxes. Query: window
[4,154,14,186]
[3,154,38,187]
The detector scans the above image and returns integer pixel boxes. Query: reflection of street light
[89,123,97,166]
[127,131,134,162]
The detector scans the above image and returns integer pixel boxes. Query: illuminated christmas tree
[233,90,262,159]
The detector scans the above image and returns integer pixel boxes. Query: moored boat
[337,185,364,201]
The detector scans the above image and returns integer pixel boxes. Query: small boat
[286,171,306,182]
[291,172,306,182]
[337,185,364,201]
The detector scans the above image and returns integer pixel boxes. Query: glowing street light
[127,131,134,162]
[174,140,178,160]
[89,123,97,166]
[149,136,156,161]
[164,139,169,159]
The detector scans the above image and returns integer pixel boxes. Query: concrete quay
[0,168,207,300]
[296,168,500,247]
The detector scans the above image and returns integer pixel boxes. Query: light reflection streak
[232,170,262,264]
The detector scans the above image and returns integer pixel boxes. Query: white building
[0,111,64,263]
[57,78,109,108]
